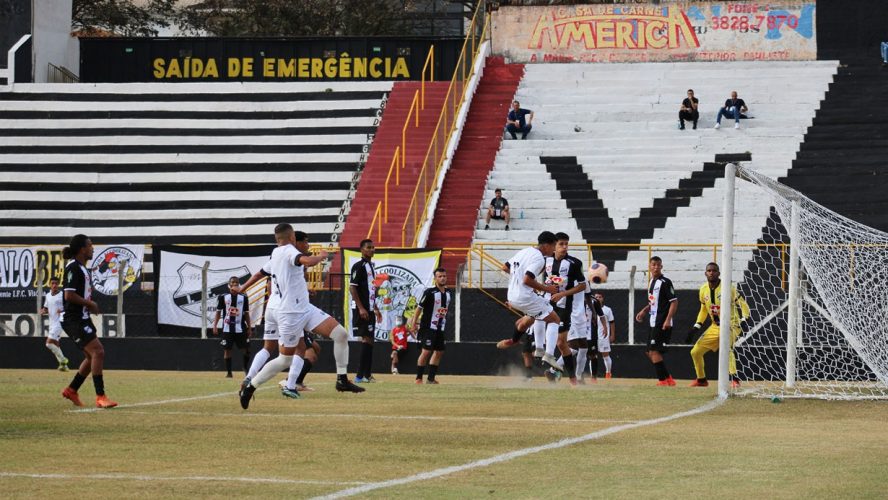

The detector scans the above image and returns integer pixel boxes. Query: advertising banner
[0,245,144,301]
[0,313,124,338]
[156,247,272,330]
[80,37,464,82]
[342,249,441,342]
[492,1,816,63]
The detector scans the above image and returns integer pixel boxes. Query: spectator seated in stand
[678,89,700,130]
[505,100,534,139]
[484,188,510,231]
[714,90,749,130]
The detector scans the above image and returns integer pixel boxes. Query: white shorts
[566,309,587,342]
[263,308,280,341]
[509,294,553,320]
[47,325,63,341]
[598,332,612,353]
[277,305,331,348]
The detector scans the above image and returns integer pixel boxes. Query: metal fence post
[117,261,126,338]
[200,260,210,340]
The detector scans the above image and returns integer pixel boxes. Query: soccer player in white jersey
[594,292,616,379]
[40,277,69,371]
[239,224,363,409]
[495,231,562,359]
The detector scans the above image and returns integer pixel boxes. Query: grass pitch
[1,369,886,499]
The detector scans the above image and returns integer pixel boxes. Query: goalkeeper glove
[686,323,701,344]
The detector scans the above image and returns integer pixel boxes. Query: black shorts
[522,330,535,354]
[62,318,98,351]
[568,338,587,350]
[646,325,673,353]
[490,214,506,220]
[304,331,317,349]
[221,332,248,350]
[419,328,445,351]
[554,306,571,333]
[352,309,375,339]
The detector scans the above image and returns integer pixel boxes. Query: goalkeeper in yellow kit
[686,262,750,388]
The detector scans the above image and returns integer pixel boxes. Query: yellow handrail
[401,89,420,170]
[383,146,400,223]
[421,45,434,110]
[400,10,490,248]
[367,201,383,241]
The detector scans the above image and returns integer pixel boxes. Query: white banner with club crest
[342,249,441,341]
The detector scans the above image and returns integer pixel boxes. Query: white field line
[66,390,238,413]
[0,471,366,486]
[312,398,725,499]
[115,409,639,425]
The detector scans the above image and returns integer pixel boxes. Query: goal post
[720,165,888,400]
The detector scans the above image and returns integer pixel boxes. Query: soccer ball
[587,262,609,284]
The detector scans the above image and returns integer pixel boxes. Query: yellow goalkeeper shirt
[696,282,750,329]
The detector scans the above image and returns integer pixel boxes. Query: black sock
[589,356,599,377]
[242,353,250,374]
[225,357,232,375]
[654,361,668,380]
[360,342,373,378]
[416,365,426,381]
[297,360,313,384]
[93,374,105,396]
[427,364,439,381]
[525,365,534,378]
[563,354,576,378]
[70,372,87,391]
[698,378,708,383]
[511,329,523,343]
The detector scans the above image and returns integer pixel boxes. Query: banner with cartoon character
[492,1,816,63]
[0,245,144,302]
[156,246,273,331]
[342,248,441,342]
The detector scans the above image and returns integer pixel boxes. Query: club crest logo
[90,247,142,296]
[172,263,250,318]
[372,264,424,340]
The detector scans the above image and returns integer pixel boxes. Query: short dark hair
[494,188,502,193]
[538,231,557,245]
[294,231,308,242]
[687,89,694,93]
[359,239,373,249]
[274,223,293,236]
[62,234,89,260]
[434,267,446,275]
[49,277,60,283]
[706,262,719,270]
[650,256,663,263]
[555,232,570,242]
[229,276,240,283]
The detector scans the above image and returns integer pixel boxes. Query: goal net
[730,166,888,400]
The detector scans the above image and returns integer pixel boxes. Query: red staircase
[339,81,450,249]
[426,57,525,281]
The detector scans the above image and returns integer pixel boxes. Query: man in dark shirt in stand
[679,89,699,130]
[484,188,510,231]
[505,100,534,139]
[715,91,748,129]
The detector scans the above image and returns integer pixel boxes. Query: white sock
[330,324,349,375]
[285,355,305,390]
[555,355,564,370]
[252,354,292,388]
[545,322,559,356]
[576,348,588,379]
[46,343,65,362]
[604,356,612,374]
[532,320,546,352]
[246,348,271,379]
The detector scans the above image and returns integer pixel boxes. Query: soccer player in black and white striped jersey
[213,277,252,378]
[410,268,451,384]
